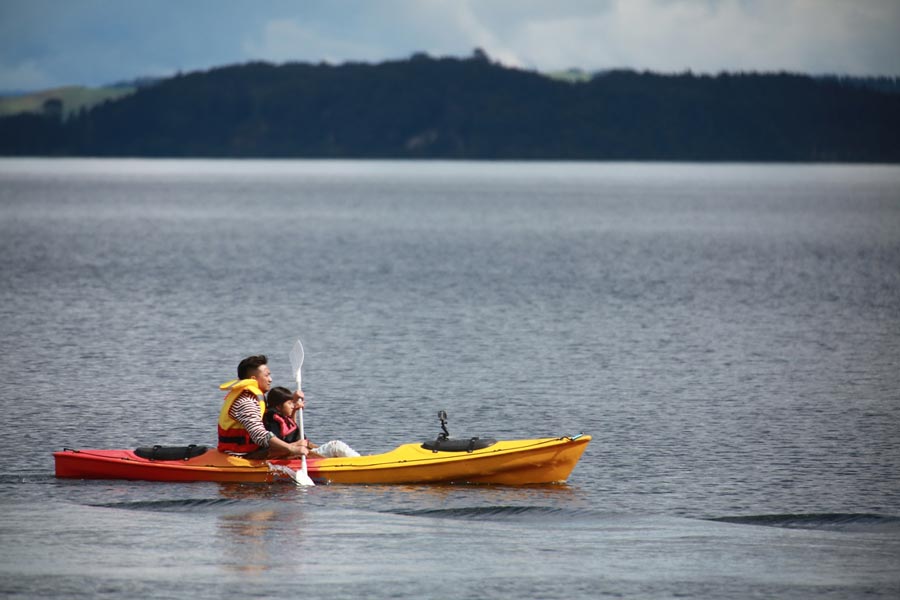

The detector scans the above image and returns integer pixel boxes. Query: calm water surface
[1,159,898,598]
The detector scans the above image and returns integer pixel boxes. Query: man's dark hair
[238,355,268,379]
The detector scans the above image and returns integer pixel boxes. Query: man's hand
[289,439,309,457]
[268,436,308,459]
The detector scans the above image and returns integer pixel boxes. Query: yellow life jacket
[217,379,266,453]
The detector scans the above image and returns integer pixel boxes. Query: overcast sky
[1,0,899,91]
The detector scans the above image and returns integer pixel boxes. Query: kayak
[54,434,590,485]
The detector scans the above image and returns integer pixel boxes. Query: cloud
[243,18,382,64]
[503,0,900,74]
[242,2,527,68]
[0,60,54,92]
[417,0,525,67]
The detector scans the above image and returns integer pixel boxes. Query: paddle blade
[268,461,315,487]
[289,339,304,388]
[298,456,315,486]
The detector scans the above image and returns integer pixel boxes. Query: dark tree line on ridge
[2,51,899,162]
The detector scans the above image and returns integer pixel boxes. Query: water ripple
[707,513,900,532]
[387,505,605,521]
[87,498,243,513]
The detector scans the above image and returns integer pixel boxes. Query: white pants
[311,440,360,458]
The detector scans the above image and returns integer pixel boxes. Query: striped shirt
[229,390,274,448]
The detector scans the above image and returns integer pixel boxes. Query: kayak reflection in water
[264,386,360,458]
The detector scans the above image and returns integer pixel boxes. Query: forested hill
[2,53,899,161]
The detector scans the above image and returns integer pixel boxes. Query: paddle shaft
[298,385,308,474]
[289,338,314,486]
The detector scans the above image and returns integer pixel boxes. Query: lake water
[1,159,898,599]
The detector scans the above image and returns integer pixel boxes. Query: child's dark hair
[267,386,293,408]
[237,355,267,379]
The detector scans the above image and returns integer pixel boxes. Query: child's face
[275,401,293,417]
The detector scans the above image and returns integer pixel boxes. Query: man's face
[251,365,272,393]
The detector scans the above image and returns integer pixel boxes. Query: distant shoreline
[2,55,899,162]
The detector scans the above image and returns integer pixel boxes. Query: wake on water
[387,505,900,532]
[80,496,900,534]
[708,513,900,532]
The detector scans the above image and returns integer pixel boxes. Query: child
[264,387,360,458]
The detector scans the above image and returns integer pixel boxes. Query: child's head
[266,386,294,416]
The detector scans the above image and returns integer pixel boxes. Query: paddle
[289,339,315,486]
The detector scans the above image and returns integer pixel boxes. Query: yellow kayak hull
[300,435,591,485]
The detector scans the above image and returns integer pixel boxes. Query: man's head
[237,355,272,393]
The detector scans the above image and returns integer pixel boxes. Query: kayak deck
[302,436,591,485]
[54,435,591,485]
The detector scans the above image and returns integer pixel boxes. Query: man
[217,355,309,459]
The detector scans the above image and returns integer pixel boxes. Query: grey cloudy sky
[1,0,899,91]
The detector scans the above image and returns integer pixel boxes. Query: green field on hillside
[0,86,135,117]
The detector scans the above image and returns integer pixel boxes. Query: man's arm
[229,392,275,448]
[230,392,307,457]
[268,435,308,458]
